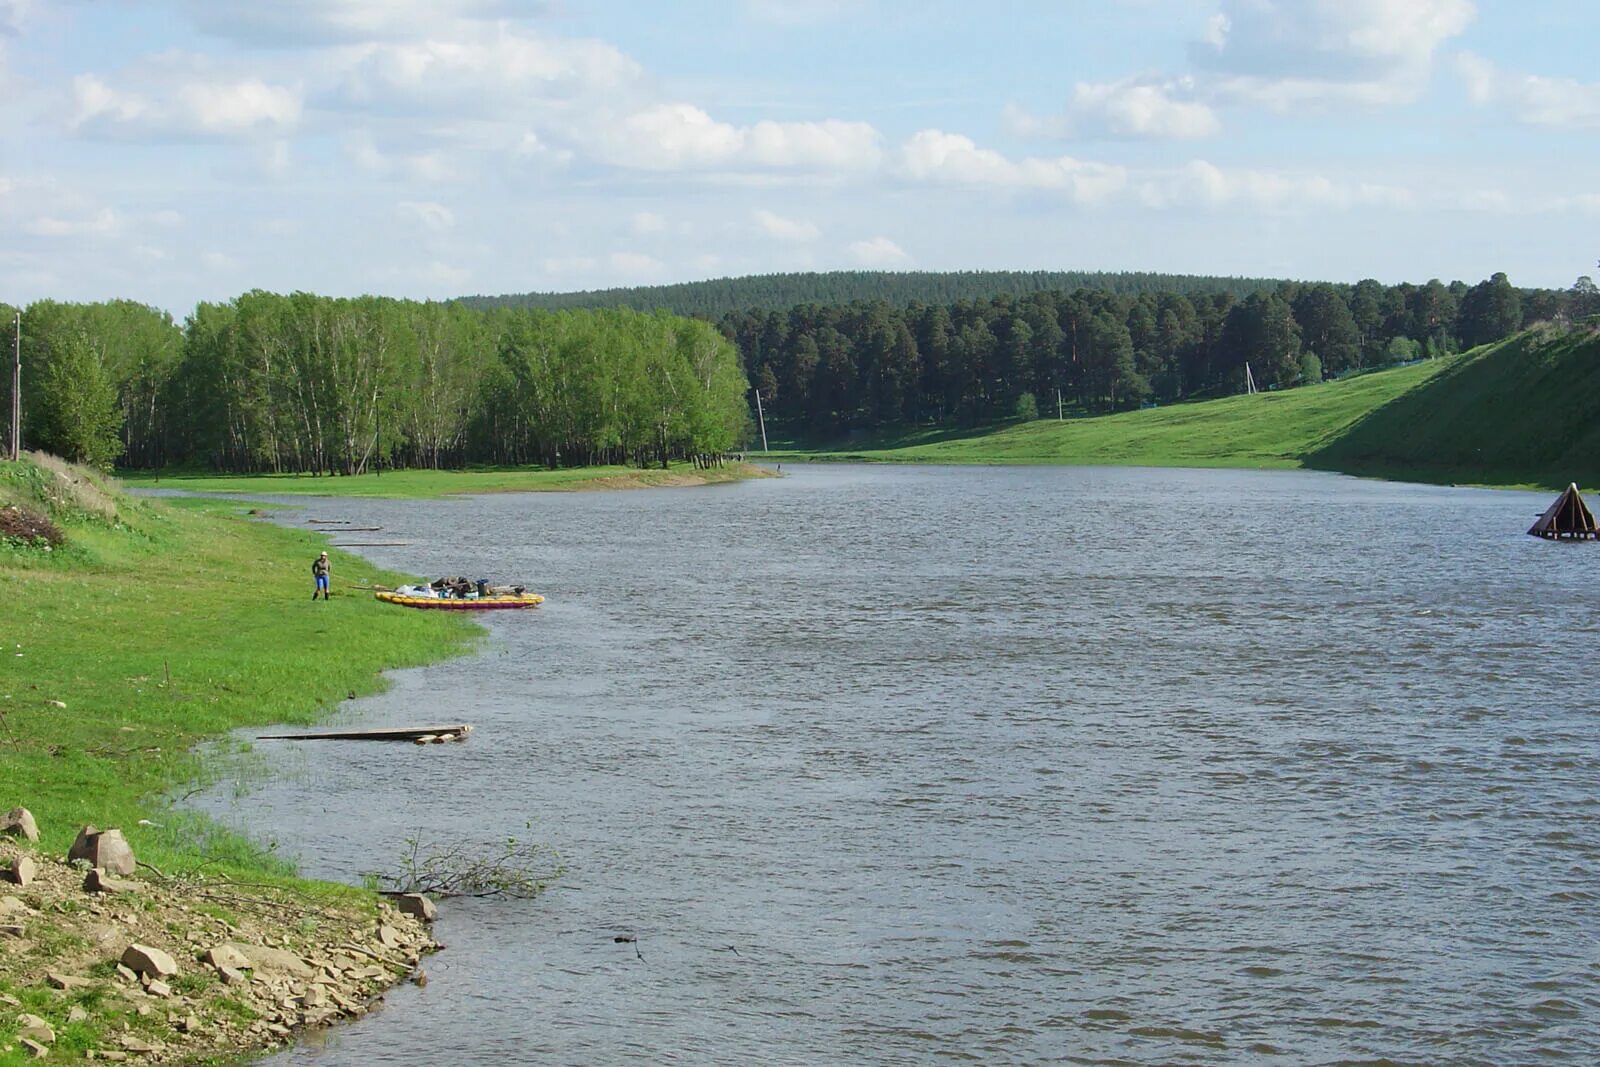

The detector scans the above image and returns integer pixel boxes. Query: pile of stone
[2,805,439,1062]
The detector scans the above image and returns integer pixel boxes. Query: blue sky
[1,0,1596,314]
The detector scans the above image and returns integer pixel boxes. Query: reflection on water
[192,465,1600,1065]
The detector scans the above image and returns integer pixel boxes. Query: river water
[193,464,1600,1065]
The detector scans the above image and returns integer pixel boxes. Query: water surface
[195,465,1600,1065]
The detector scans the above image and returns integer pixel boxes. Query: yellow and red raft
[375,589,544,611]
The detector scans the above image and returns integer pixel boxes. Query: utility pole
[753,388,769,452]
[375,389,382,477]
[1056,387,1064,421]
[9,310,19,462]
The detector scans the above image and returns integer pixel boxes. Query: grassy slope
[811,357,1452,469]
[781,328,1600,491]
[1305,327,1600,489]
[120,462,765,499]
[0,459,479,874]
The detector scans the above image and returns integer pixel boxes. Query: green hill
[786,326,1600,491]
[458,269,1285,317]
[1304,326,1600,489]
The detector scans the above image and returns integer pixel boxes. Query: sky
[1,0,1596,315]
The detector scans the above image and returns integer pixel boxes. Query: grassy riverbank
[120,461,768,499]
[1,455,478,1062]
[771,327,1600,491]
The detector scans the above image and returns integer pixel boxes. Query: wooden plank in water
[257,724,473,742]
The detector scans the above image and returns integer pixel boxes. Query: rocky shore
[2,810,436,1063]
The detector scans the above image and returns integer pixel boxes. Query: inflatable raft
[375,590,544,611]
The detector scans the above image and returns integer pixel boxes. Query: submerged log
[258,725,473,742]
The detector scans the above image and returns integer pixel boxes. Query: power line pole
[1056,387,1064,421]
[9,309,19,462]
[753,388,769,452]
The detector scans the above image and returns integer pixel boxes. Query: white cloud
[1193,0,1475,108]
[542,255,599,275]
[594,103,882,172]
[1139,160,1412,212]
[848,236,909,267]
[418,260,471,287]
[180,1,550,47]
[752,208,820,242]
[344,134,459,182]
[897,130,1126,203]
[0,0,33,36]
[69,70,300,140]
[1456,52,1600,132]
[24,207,119,237]
[1011,78,1219,140]
[330,26,641,115]
[609,251,664,275]
[398,200,455,232]
[513,130,573,165]
[630,211,667,235]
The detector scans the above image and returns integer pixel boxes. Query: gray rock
[217,964,246,985]
[219,941,312,975]
[121,942,179,978]
[0,807,39,842]
[68,827,136,875]
[394,893,437,922]
[84,867,141,894]
[145,979,172,998]
[47,971,90,990]
[19,1036,48,1059]
[202,944,251,970]
[16,1013,55,1044]
[68,1005,89,1024]
[6,855,36,886]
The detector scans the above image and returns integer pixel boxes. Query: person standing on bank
[312,551,331,601]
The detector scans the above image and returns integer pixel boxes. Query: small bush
[1013,393,1040,421]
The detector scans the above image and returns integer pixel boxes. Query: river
[192,464,1600,1065]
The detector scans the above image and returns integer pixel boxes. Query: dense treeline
[460,270,1287,317]
[724,272,1600,437]
[3,294,750,473]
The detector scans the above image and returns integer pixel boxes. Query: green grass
[775,327,1600,491]
[120,461,764,499]
[0,462,480,877]
[1305,326,1600,490]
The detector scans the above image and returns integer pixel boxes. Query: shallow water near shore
[192,464,1600,1065]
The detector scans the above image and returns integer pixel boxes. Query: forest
[5,271,1597,472]
[721,272,1600,436]
[2,293,751,473]
[461,269,1287,317]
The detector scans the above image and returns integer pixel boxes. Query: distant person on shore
[312,551,331,601]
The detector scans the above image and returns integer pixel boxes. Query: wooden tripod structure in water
[1528,483,1599,540]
